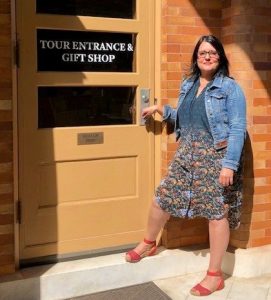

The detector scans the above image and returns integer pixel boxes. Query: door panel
[17,0,155,260]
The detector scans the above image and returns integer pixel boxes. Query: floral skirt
[155,129,243,229]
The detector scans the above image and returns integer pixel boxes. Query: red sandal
[125,238,157,263]
[190,270,224,296]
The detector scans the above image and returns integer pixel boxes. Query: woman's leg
[126,198,170,258]
[208,216,230,272]
[191,216,230,292]
[145,199,171,240]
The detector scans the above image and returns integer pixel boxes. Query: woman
[125,35,246,297]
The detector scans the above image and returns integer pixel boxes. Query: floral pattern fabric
[155,128,243,229]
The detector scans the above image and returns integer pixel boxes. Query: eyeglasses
[198,50,218,58]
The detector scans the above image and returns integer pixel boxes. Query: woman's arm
[222,82,247,171]
[142,105,163,119]
[219,81,246,186]
[142,104,178,125]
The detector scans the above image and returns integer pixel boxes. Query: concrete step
[0,247,209,300]
[1,245,271,300]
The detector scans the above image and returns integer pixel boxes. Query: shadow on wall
[225,135,254,276]
[230,135,254,249]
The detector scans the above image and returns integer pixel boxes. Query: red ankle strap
[144,238,156,245]
[207,270,222,277]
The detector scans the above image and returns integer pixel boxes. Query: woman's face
[197,41,220,77]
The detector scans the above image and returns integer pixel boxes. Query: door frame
[11,0,20,269]
[12,0,162,268]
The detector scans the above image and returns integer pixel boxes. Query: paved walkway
[153,272,271,300]
[68,272,271,300]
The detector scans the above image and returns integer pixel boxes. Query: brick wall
[160,0,271,249]
[222,0,271,248]
[0,0,14,275]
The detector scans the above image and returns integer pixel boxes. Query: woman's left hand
[219,168,234,187]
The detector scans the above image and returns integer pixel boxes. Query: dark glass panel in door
[38,86,136,128]
[36,0,135,19]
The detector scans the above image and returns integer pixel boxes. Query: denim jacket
[163,74,247,171]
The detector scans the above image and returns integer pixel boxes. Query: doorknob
[140,88,150,125]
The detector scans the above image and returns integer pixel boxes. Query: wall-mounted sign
[37,29,135,72]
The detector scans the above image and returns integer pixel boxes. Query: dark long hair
[188,35,229,78]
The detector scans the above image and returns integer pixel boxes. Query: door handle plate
[140,88,150,125]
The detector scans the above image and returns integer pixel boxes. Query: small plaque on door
[77,132,104,145]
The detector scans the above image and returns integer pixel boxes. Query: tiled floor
[154,272,271,300]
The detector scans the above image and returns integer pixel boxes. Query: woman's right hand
[142,105,163,120]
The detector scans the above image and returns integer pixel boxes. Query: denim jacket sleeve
[162,105,177,124]
[221,82,247,171]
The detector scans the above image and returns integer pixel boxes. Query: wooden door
[17,0,156,260]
